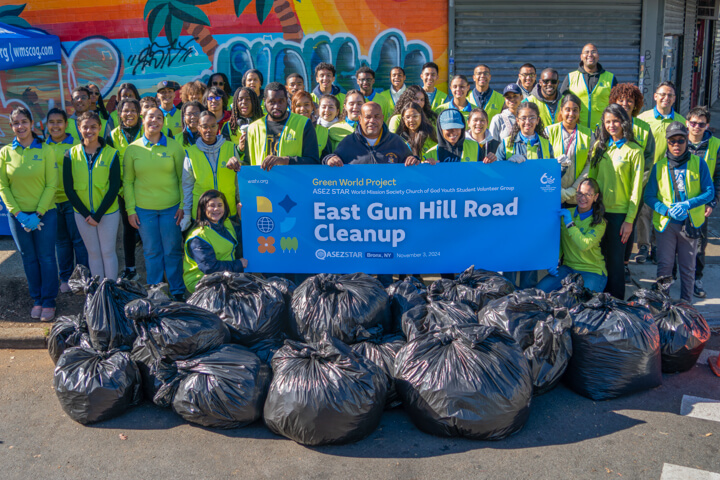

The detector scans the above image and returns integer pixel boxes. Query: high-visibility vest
[69,143,119,215]
[567,70,614,130]
[185,142,238,218]
[424,140,480,163]
[546,123,592,178]
[503,136,552,159]
[247,113,308,165]
[183,219,237,293]
[653,154,706,231]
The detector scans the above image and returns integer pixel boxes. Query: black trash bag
[386,277,428,333]
[428,266,515,312]
[629,277,711,373]
[53,346,142,425]
[266,276,297,305]
[290,273,390,344]
[402,300,477,341]
[351,334,406,408]
[146,283,172,302]
[48,315,90,365]
[478,289,572,395]
[247,338,285,364]
[548,273,593,310]
[85,279,147,351]
[263,334,387,446]
[566,293,662,400]
[67,264,93,296]
[127,298,230,405]
[187,272,288,345]
[168,345,271,429]
[394,324,533,440]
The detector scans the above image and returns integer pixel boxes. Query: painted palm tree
[0,4,31,29]
[144,0,304,62]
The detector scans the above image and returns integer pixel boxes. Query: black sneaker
[120,268,140,282]
[172,293,185,302]
[635,245,648,264]
[624,265,632,283]
[694,280,707,298]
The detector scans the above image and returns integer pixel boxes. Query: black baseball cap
[665,121,688,139]
[156,80,181,92]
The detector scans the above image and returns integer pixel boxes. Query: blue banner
[238,161,561,274]
[0,23,62,71]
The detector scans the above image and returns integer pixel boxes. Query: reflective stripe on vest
[526,96,557,127]
[247,113,308,165]
[182,220,237,293]
[504,136,551,159]
[546,123,592,178]
[69,143,119,214]
[568,70,614,130]
[653,154,705,231]
[186,142,238,218]
[467,90,504,123]
[704,136,720,177]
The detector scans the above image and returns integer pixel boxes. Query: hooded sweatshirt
[529,83,560,122]
[560,62,618,97]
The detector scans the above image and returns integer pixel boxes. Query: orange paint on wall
[364,0,446,33]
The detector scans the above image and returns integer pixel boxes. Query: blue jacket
[323,124,416,165]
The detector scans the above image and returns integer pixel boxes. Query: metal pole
[448,0,455,78]
[57,62,65,110]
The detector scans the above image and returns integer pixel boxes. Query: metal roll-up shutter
[712,25,720,105]
[664,0,686,36]
[452,0,642,89]
[679,0,698,113]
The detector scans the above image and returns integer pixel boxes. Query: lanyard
[562,126,578,156]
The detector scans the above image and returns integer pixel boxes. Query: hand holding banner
[238,161,560,274]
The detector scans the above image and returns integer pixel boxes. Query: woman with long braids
[545,94,593,206]
[588,103,644,299]
[388,85,437,132]
[395,101,437,158]
[221,87,262,146]
[537,178,608,293]
[0,107,59,321]
[180,101,207,147]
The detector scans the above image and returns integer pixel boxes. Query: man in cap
[644,121,715,302]
[156,80,183,136]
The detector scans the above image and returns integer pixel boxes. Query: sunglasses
[688,121,708,129]
[212,81,225,86]
[207,96,222,102]
[540,79,559,85]
[667,138,687,146]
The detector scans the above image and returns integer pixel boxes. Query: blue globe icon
[256,216,275,234]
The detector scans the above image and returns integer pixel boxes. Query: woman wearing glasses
[588,104,644,299]
[180,101,206,147]
[206,73,233,109]
[537,178,608,293]
[203,86,231,133]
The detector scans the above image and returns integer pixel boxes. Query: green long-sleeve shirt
[0,138,58,215]
[561,209,607,275]
[588,140,644,223]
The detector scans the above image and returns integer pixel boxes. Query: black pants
[118,196,136,269]
[695,220,708,280]
[602,212,627,300]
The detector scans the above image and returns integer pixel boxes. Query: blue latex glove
[23,213,41,230]
[675,201,690,214]
[559,208,573,225]
[547,265,559,276]
[668,204,688,221]
[15,212,32,227]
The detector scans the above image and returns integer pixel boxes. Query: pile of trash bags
[628,276,711,373]
[51,267,694,442]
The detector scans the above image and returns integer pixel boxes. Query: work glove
[508,154,526,164]
[559,208,573,225]
[179,216,192,232]
[547,265,559,276]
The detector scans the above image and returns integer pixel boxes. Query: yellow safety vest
[546,123,592,178]
[183,219,237,293]
[69,143,119,215]
[703,136,720,177]
[424,139,480,163]
[525,95,559,128]
[466,89,505,123]
[247,113,308,165]
[504,136,552,159]
[567,70,614,130]
[162,107,184,137]
[47,135,79,204]
[185,142,238,218]
[653,154,705,231]
[316,124,329,154]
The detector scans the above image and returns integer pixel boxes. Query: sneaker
[30,306,42,319]
[624,265,632,283]
[635,245,648,264]
[120,268,140,282]
[172,293,185,302]
[60,282,71,293]
[694,280,707,298]
[40,308,55,322]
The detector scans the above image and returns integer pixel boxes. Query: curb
[0,327,47,349]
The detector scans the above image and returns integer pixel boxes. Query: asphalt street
[1,339,719,480]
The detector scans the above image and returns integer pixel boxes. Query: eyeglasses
[667,138,687,146]
[519,73,536,78]
[184,111,200,118]
[576,192,596,199]
[89,91,100,97]
[540,79,558,85]
[212,81,224,86]
[207,96,222,102]
[475,72,491,77]
[688,121,708,129]
[517,116,537,122]
[656,93,675,98]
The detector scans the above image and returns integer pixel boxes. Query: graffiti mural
[0,0,447,145]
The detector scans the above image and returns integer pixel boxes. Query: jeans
[656,223,698,303]
[55,201,88,281]
[502,270,538,289]
[9,208,59,308]
[136,204,184,295]
[536,265,607,293]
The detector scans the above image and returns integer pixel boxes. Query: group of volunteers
[1,42,717,321]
